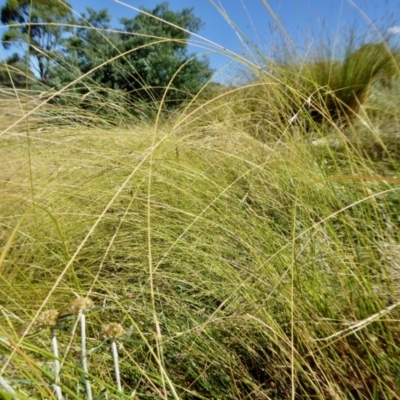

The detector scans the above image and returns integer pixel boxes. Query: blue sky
[69,1,400,62]
[1,0,400,80]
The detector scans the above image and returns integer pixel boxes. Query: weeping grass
[270,41,400,125]
[1,3,400,399]
[188,40,400,143]
[1,103,400,398]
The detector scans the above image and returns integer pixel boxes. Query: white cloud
[387,26,400,35]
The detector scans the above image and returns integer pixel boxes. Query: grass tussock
[1,112,400,398]
[188,39,400,143]
[1,3,400,400]
[273,41,400,125]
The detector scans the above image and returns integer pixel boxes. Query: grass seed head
[35,310,60,328]
[70,297,94,314]
[100,323,125,340]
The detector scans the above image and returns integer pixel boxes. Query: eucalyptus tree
[56,3,213,108]
[1,0,73,82]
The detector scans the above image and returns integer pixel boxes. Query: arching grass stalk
[101,323,125,394]
[71,298,94,400]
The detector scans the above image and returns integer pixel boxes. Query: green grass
[1,4,400,400]
[270,41,399,123]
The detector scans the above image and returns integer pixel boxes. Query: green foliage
[52,3,213,110]
[194,40,400,143]
[272,41,400,126]
[0,0,73,81]
[0,52,34,87]
[1,1,212,112]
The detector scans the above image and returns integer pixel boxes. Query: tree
[0,53,35,87]
[119,2,213,105]
[1,0,73,82]
[55,3,213,108]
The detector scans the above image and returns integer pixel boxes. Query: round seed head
[101,323,125,340]
[36,310,60,328]
[70,297,94,314]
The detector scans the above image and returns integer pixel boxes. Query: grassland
[1,16,400,400]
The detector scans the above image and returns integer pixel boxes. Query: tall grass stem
[110,341,122,394]
[50,328,63,400]
[80,312,92,400]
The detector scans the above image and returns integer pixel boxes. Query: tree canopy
[1,2,212,110]
[0,53,34,87]
[53,2,213,108]
[1,0,73,81]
